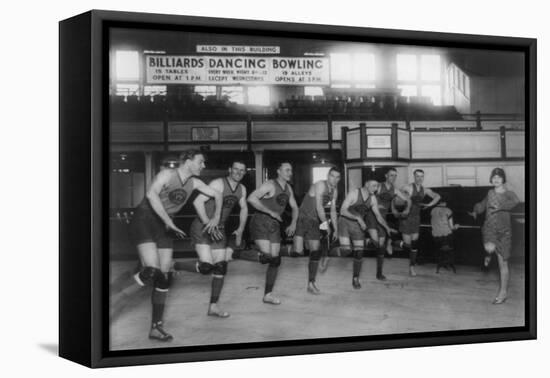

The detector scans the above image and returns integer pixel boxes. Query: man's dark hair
[231,160,247,168]
[277,161,292,170]
[328,166,341,175]
[179,150,205,162]
[413,169,424,176]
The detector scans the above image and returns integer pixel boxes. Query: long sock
[232,250,262,262]
[329,246,352,257]
[210,276,224,303]
[265,265,278,294]
[353,250,363,278]
[376,247,385,276]
[403,244,415,266]
[410,249,418,266]
[308,257,319,283]
[173,260,198,273]
[279,245,293,257]
[151,289,167,324]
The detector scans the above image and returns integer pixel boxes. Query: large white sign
[196,45,280,54]
[145,55,330,85]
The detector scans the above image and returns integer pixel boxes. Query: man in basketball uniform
[397,169,441,276]
[127,150,223,342]
[365,168,411,280]
[247,162,299,305]
[183,160,248,318]
[339,180,393,289]
[293,167,340,294]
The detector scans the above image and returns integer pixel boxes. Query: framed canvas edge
[57,9,537,368]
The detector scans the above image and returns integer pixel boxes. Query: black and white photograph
[106,22,530,352]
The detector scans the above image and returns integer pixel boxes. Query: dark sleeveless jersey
[377,182,396,211]
[300,181,334,219]
[260,179,290,216]
[347,188,373,218]
[409,184,425,217]
[139,169,195,216]
[204,177,243,223]
[410,184,425,205]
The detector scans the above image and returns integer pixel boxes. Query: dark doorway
[262,150,343,205]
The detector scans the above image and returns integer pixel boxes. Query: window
[464,76,470,99]
[116,83,139,96]
[420,55,441,81]
[115,51,139,81]
[194,86,216,97]
[330,84,351,89]
[330,53,352,81]
[397,84,418,99]
[421,85,442,106]
[352,53,375,81]
[396,54,417,81]
[221,86,244,104]
[304,86,324,97]
[143,85,167,96]
[397,53,442,105]
[448,66,454,88]
[312,166,332,184]
[457,72,463,92]
[248,86,270,106]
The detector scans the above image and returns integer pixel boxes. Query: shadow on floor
[38,343,58,356]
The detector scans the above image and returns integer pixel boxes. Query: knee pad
[338,245,352,257]
[353,249,364,260]
[402,243,411,251]
[212,261,228,276]
[137,266,162,287]
[376,246,385,257]
[198,261,215,275]
[259,253,273,265]
[366,239,379,250]
[309,250,321,261]
[269,256,281,267]
[155,272,173,290]
[411,240,419,251]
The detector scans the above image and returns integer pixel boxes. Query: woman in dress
[469,168,520,304]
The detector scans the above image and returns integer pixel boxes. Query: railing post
[391,123,398,160]
[500,125,507,159]
[342,126,348,162]
[359,122,366,160]
[327,113,333,151]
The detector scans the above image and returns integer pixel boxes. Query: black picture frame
[59,9,537,368]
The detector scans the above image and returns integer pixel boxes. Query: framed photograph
[59,10,536,368]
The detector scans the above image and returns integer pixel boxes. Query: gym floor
[109,253,525,351]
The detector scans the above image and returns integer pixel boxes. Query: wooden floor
[109,255,525,351]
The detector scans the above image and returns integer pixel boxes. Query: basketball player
[293,167,340,294]
[127,150,222,342]
[397,169,441,276]
[339,180,393,289]
[247,162,299,305]
[182,160,248,318]
[365,168,411,280]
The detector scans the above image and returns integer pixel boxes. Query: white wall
[407,162,525,200]
[8,1,545,378]
[471,76,525,114]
